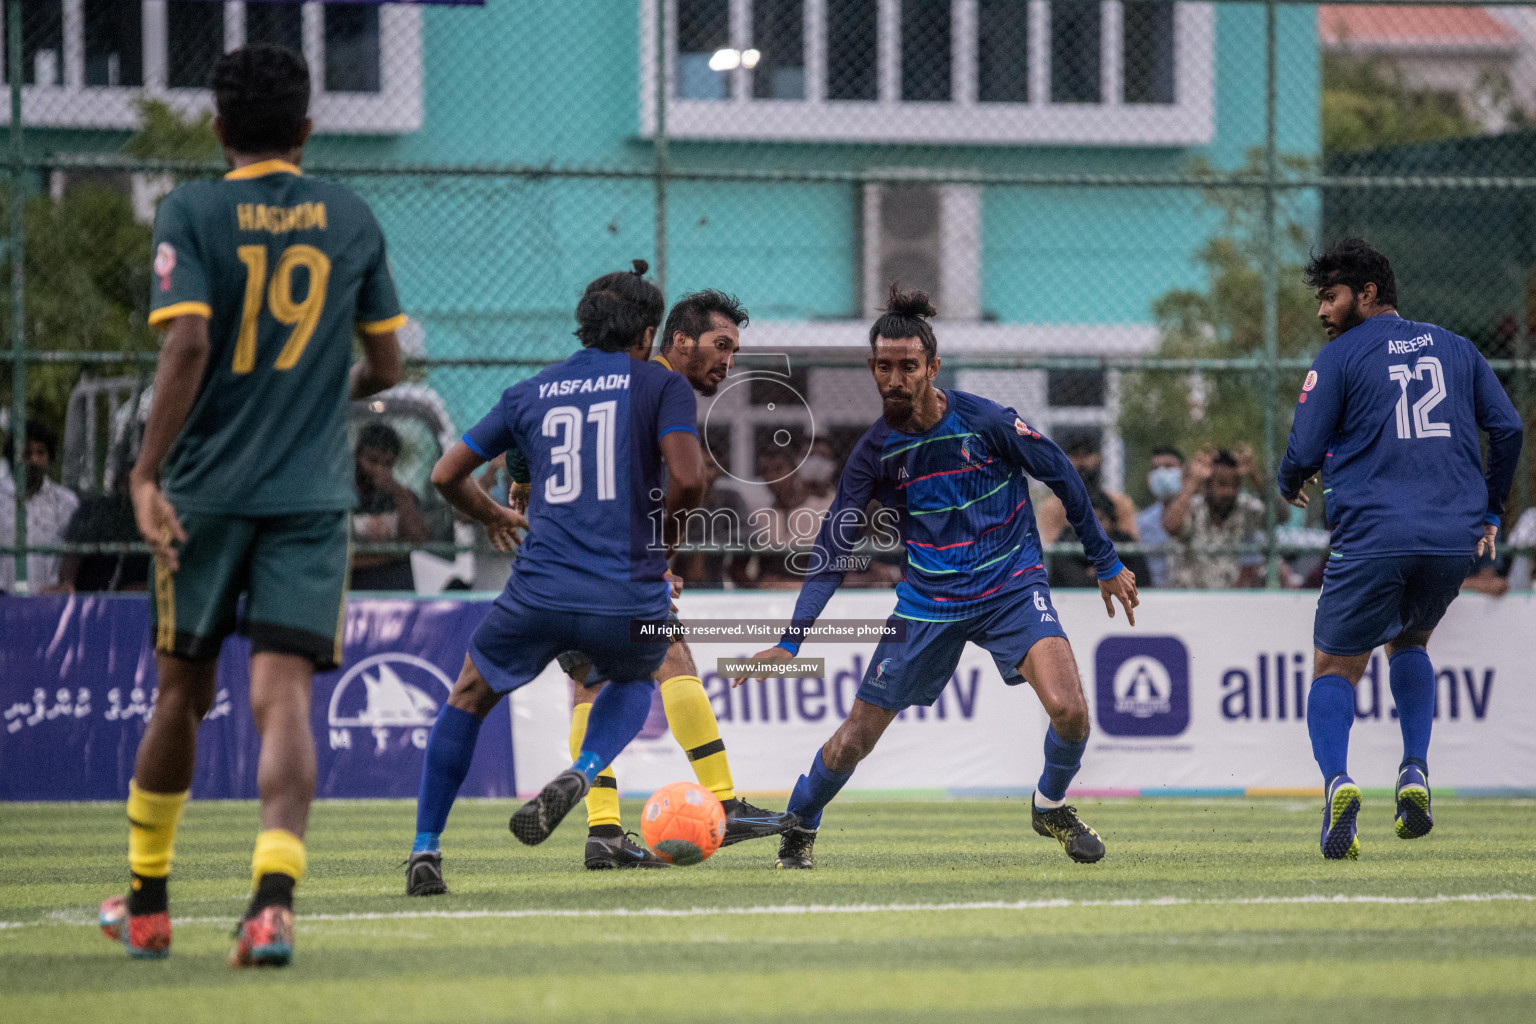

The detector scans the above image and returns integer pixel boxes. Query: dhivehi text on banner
[0,595,512,801]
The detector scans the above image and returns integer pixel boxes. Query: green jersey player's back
[149,159,405,515]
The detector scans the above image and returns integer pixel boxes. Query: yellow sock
[660,675,735,803]
[126,779,189,879]
[251,829,307,890]
[569,702,620,829]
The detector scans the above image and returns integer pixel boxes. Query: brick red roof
[1320,6,1520,50]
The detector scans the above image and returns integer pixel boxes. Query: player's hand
[1477,523,1499,561]
[507,482,531,514]
[1283,488,1309,510]
[482,505,527,553]
[732,645,793,688]
[666,570,684,599]
[130,476,186,571]
[1099,566,1139,626]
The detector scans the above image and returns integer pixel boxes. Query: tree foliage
[1117,153,1320,503]
[1322,54,1484,156]
[4,101,216,444]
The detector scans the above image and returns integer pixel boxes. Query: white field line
[6,892,1533,931]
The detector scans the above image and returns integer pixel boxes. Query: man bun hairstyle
[661,289,749,351]
[211,44,311,155]
[1305,237,1398,308]
[574,259,666,352]
[869,283,939,360]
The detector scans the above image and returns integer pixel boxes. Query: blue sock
[1037,727,1087,802]
[1389,648,1434,770]
[1307,674,1355,782]
[786,748,854,831]
[414,704,483,841]
[573,679,655,782]
[412,832,440,854]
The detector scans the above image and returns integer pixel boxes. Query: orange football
[640,781,726,865]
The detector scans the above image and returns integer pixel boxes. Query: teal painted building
[19,1,1318,472]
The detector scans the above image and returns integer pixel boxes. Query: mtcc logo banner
[328,653,452,753]
[1094,636,1191,737]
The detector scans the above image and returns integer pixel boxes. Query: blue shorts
[1314,554,1470,657]
[469,597,670,695]
[557,611,682,685]
[857,584,1069,712]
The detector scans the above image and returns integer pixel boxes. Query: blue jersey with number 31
[462,347,697,618]
[1277,313,1522,557]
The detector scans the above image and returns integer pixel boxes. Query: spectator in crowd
[350,421,430,591]
[55,454,151,593]
[0,420,80,593]
[1036,436,1139,545]
[1506,503,1536,591]
[1162,446,1267,589]
[1230,442,1270,497]
[800,438,838,500]
[1461,549,1510,597]
[1050,489,1151,589]
[750,447,833,588]
[674,456,750,587]
[1135,445,1184,588]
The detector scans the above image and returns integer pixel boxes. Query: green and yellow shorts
[151,509,350,670]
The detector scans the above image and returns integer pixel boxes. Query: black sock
[588,824,623,839]
[245,872,295,918]
[127,873,167,916]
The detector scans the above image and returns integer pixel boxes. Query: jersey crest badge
[1302,370,1318,392]
[960,435,981,463]
[1014,418,1040,439]
[153,243,176,292]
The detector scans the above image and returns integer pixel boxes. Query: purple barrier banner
[0,595,511,801]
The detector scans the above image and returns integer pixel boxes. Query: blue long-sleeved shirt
[1277,313,1523,557]
[779,390,1123,652]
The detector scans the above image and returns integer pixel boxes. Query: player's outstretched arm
[731,645,794,688]
[430,442,527,553]
[350,327,401,400]
[992,410,1128,589]
[1098,566,1139,626]
[129,314,210,570]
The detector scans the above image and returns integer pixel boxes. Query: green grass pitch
[3,797,1534,1023]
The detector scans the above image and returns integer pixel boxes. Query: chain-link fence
[2,0,1533,596]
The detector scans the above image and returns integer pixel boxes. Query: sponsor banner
[7,589,1531,801]
[511,590,1536,796]
[0,595,513,801]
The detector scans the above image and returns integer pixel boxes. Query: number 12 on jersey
[542,400,617,504]
[1388,356,1451,440]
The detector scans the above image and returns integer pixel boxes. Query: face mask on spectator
[1148,466,1183,501]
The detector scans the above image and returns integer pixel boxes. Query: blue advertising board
[0,595,512,801]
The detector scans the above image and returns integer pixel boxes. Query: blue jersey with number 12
[1277,313,1522,558]
[462,347,697,618]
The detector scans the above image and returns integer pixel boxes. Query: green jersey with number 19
[148,159,405,516]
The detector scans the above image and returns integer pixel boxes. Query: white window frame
[0,1,421,134]
[640,0,1213,145]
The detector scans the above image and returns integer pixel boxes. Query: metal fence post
[1260,0,1281,589]
[7,0,27,594]
[654,0,669,298]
